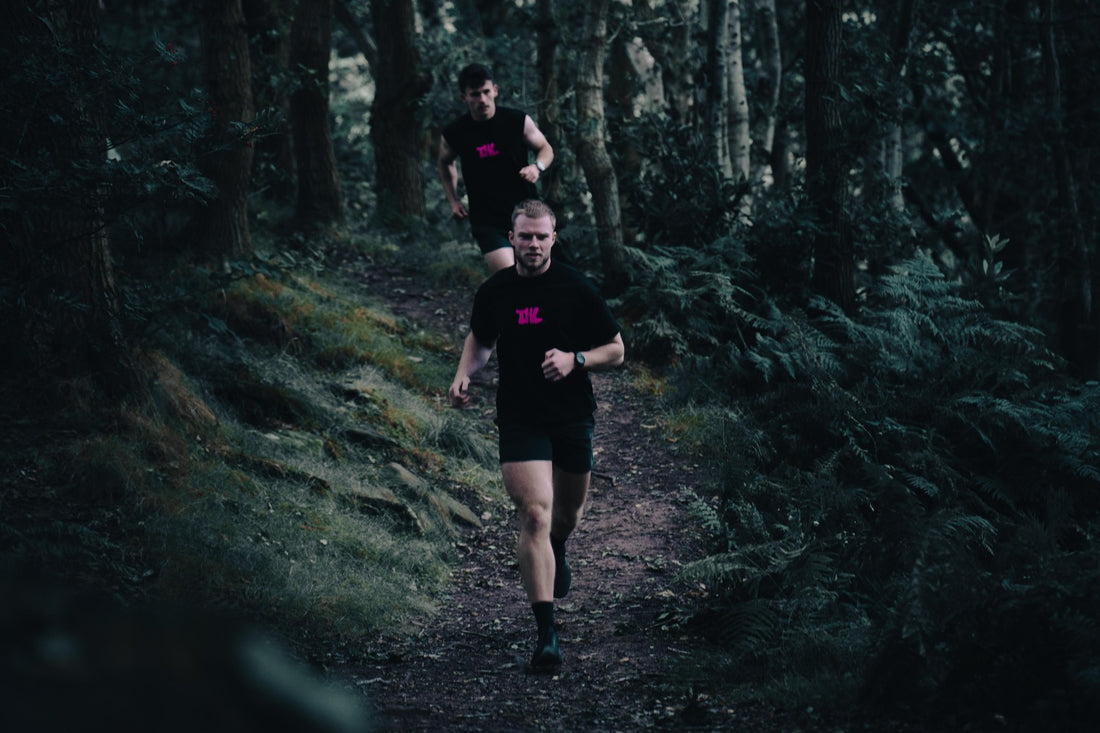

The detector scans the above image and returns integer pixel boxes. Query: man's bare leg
[551,466,590,539]
[484,246,515,273]
[502,461,555,602]
[502,460,562,669]
[550,467,589,598]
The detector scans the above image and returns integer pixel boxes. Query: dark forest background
[2,0,1099,730]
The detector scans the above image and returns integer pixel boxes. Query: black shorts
[471,224,512,254]
[497,420,595,473]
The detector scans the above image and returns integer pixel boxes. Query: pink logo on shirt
[477,143,499,158]
[516,307,542,325]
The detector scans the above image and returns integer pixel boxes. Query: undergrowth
[0,228,502,646]
[628,242,1100,729]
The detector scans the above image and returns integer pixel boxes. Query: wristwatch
[573,351,586,369]
[535,160,546,172]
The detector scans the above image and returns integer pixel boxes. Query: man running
[438,64,554,272]
[449,199,625,671]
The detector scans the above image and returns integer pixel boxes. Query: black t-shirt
[442,107,538,229]
[470,261,621,426]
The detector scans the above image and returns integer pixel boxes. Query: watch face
[574,352,585,366]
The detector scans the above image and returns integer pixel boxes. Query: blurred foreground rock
[0,568,374,733]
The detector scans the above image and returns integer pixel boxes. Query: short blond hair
[510,199,556,230]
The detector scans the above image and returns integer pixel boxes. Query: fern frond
[681,488,724,545]
[679,539,810,598]
[900,471,940,500]
[931,511,997,554]
[714,598,782,648]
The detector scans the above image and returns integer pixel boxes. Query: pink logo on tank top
[516,307,542,325]
[477,143,499,158]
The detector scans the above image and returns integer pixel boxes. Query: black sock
[532,601,555,633]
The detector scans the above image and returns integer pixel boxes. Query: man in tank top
[438,64,554,272]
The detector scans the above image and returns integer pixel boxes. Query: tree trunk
[0,1,136,395]
[805,0,855,313]
[369,0,430,224]
[574,0,629,294]
[770,115,791,189]
[867,0,920,213]
[753,0,782,166]
[1041,0,1097,377]
[199,0,256,257]
[634,0,697,123]
[727,0,751,216]
[610,33,665,117]
[244,0,296,203]
[705,0,733,179]
[290,0,344,228]
[535,0,565,212]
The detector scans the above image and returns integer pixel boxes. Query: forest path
[329,260,798,731]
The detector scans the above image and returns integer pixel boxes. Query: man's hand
[541,349,574,382]
[449,376,472,407]
[518,165,540,184]
[450,201,469,221]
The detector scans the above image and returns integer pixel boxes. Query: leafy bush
[613,242,760,368]
[615,115,749,252]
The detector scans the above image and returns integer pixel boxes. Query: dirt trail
[349,376,709,730]
[327,267,807,732]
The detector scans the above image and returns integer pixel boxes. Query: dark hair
[457,63,494,92]
[511,199,556,229]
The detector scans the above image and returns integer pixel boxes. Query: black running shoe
[553,543,571,599]
[529,626,562,672]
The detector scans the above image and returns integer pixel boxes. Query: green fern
[652,244,1100,721]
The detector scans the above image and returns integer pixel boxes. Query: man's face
[510,214,556,276]
[461,81,498,121]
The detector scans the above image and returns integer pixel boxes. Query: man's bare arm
[518,115,554,184]
[438,136,467,219]
[541,333,625,382]
[450,332,495,407]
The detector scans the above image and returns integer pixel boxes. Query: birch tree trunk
[705,0,733,179]
[727,0,752,216]
[757,0,790,189]
[574,0,628,293]
[754,0,782,164]
[867,0,920,213]
[290,0,345,227]
[635,0,697,123]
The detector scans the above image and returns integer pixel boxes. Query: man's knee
[517,502,552,536]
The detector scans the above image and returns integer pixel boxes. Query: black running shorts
[471,225,512,254]
[497,420,595,473]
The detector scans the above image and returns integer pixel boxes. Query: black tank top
[443,107,538,229]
